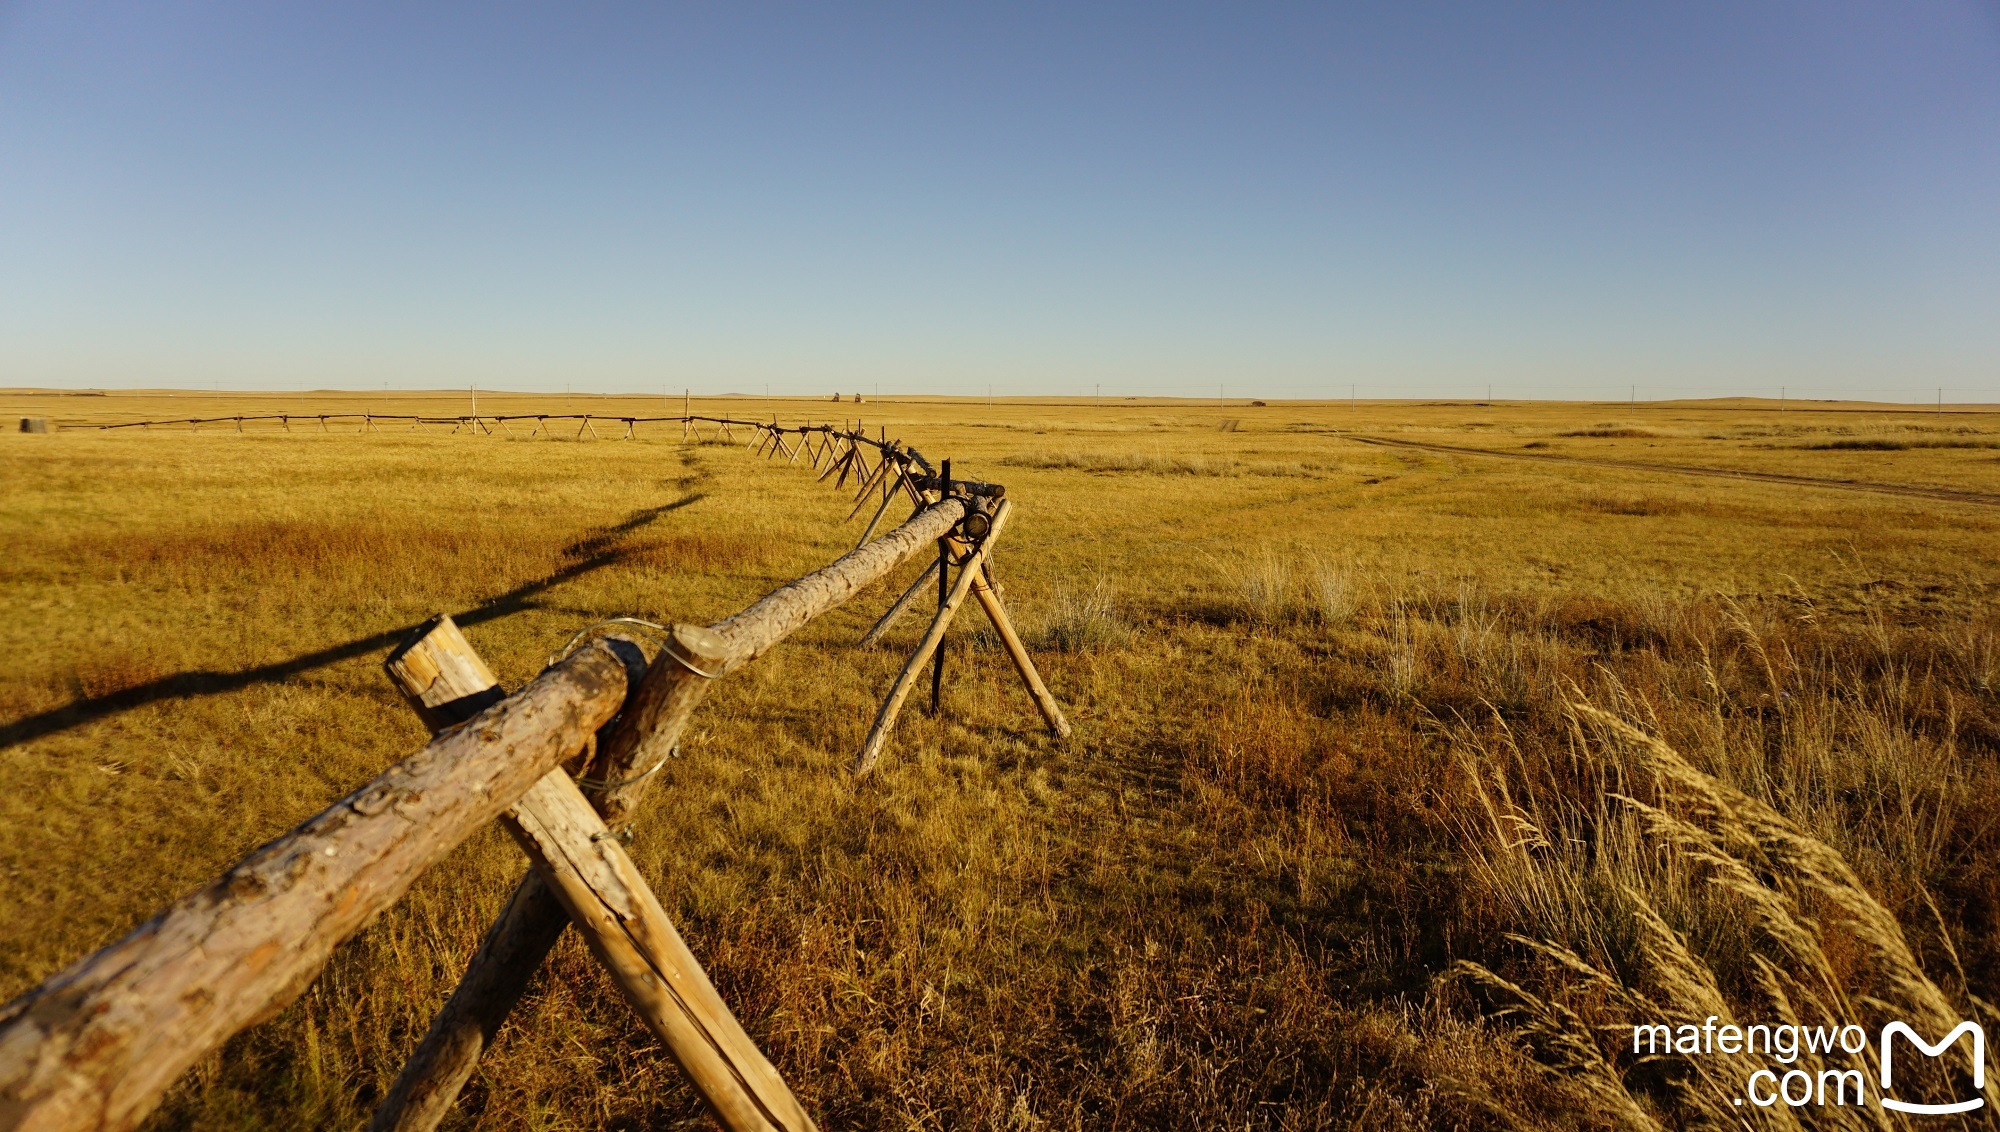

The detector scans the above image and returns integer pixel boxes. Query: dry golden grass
[3,390,1999,1129]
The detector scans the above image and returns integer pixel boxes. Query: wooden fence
[0,419,1069,1132]
[76,411,891,444]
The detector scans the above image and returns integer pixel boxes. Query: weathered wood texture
[968,558,1072,741]
[367,527,953,1129]
[506,773,817,1132]
[382,614,505,731]
[708,497,965,674]
[382,622,815,1132]
[585,624,726,825]
[370,624,733,1132]
[854,500,1011,775]
[0,642,633,1132]
[368,619,573,1132]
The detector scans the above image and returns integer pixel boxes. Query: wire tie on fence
[548,617,672,667]
[663,645,721,680]
[590,827,635,846]
[576,744,680,793]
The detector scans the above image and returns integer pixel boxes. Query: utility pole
[1219,383,1224,410]
[1781,387,1786,414]
[1939,387,1944,415]
[1350,383,1356,410]
[469,384,477,421]
[1094,383,1100,409]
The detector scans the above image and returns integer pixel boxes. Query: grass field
[5,390,2000,1130]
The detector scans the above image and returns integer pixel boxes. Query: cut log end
[385,615,503,732]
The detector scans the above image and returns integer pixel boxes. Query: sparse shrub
[1233,549,1294,624]
[1031,574,1128,652]
[1383,602,1424,699]
[1942,621,2000,693]
[1305,558,1359,625]
[1446,582,1499,669]
[1799,437,1999,450]
[1558,426,1659,438]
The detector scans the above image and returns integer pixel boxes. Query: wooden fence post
[368,615,616,1132]
[929,462,951,714]
[503,774,815,1132]
[383,615,505,730]
[854,499,1010,774]
[0,442,984,1132]
[373,622,813,1132]
[365,505,968,1130]
[843,454,891,522]
[0,644,635,1132]
[962,548,1071,741]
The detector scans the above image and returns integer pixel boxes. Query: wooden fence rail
[0,417,1070,1132]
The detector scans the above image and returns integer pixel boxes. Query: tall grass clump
[1453,701,1998,1129]
[1233,549,1294,624]
[1211,548,1369,627]
[1028,575,1129,653]
[1306,559,1359,625]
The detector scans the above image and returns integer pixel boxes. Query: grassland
[3,390,1999,1130]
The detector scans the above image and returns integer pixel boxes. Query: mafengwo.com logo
[1633,1019,1987,1112]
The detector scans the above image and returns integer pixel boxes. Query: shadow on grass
[0,493,705,751]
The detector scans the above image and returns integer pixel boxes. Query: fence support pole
[372,621,814,1132]
[930,538,948,714]
[855,499,1009,774]
[368,500,968,1129]
[858,557,939,647]
[845,457,893,525]
[963,551,1071,741]
[0,643,634,1132]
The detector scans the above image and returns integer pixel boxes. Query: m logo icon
[1880,1022,1986,1114]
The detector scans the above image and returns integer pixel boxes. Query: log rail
[0,414,1070,1132]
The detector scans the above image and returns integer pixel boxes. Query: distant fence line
[0,415,1067,1132]
[76,410,919,443]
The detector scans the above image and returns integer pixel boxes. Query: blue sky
[2,2,1996,400]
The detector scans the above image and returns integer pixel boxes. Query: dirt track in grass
[1339,432,2000,509]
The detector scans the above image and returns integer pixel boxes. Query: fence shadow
[0,493,705,751]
